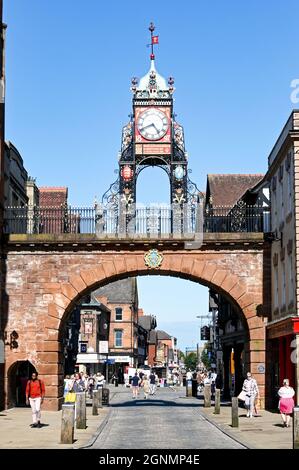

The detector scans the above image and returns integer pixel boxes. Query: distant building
[266,110,299,407]
[64,295,110,376]
[138,313,157,365]
[4,141,28,207]
[148,329,177,377]
[3,141,39,233]
[93,278,144,378]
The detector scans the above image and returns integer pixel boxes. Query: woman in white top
[278,379,295,428]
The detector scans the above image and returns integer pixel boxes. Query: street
[91,387,244,449]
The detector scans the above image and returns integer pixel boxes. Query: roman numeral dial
[137,108,169,141]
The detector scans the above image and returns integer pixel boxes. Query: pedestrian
[278,379,295,428]
[72,372,86,393]
[87,375,95,398]
[131,372,140,399]
[149,370,156,396]
[96,372,105,389]
[63,374,72,398]
[141,375,150,399]
[242,372,259,418]
[25,371,45,428]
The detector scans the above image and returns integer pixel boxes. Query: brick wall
[2,245,269,410]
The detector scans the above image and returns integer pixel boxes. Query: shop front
[266,317,299,409]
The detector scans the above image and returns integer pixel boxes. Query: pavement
[91,386,244,449]
[0,386,295,449]
[197,393,294,449]
[0,399,110,449]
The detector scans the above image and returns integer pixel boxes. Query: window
[282,262,286,307]
[114,329,123,347]
[289,254,294,304]
[271,189,277,231]
[274,267,279,309]
[287,167,292,214]
[279,180,284,224]
[115,307,123,321]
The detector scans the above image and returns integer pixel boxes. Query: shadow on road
[111,398,202,408]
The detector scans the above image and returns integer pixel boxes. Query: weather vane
[148,22,159,60]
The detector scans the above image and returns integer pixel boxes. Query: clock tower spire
[101,23,201,234]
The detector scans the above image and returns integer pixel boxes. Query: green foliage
[201,347,211,369]
[185,352,197,371]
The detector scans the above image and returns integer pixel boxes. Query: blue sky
[4,0,299,350]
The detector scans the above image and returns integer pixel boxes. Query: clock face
[137,108,169,141]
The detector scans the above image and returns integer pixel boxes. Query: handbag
[64,391,76,403]
[237,390,247,401]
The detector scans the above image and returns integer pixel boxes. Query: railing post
[76,392,86,429]
[204,384,211,407]
[60,403,75,444]
[214,388,221,414]
[92,389,99,416]
[231,397,239,428]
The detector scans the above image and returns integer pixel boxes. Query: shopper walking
[96,372,105,389]
[278,379,295,428]
[72,372,86,393]
[141,375,150,399]
[149,371,156,396]
[242,372,259,418]
[25,371,45,428]
[131,372,140,399]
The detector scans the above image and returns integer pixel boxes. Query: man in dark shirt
[131,373,140,399]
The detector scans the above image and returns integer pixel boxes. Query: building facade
[94,278,142,378]
[266,110,299,407]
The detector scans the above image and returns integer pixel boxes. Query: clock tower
[102,23,200,232]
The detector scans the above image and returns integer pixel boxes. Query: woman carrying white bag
[239,372,259,418]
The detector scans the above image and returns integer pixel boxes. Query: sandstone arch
[3,247,268,410]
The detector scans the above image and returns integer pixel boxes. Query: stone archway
[7,360,36,408]
[3,245,268,410]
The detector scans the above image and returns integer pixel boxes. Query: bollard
[231,397,239,427]
[60,404,75,444]
[214,388,221,414]
[92,389,99,416]
[204,384,211,407]
[186,380,192,397]
[102,387,110,406]
[293,406,299,449]
[76,392,86,429]
[98,387,103,408]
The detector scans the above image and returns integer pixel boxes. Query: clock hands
[140,122,159,133]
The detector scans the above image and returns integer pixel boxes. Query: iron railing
[3,203,270,236]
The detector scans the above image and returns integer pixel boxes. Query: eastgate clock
[137,108,169,141]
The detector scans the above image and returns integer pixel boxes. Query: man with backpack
[25,371,45,428]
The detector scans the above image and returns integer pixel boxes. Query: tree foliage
[185,352,197,371]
